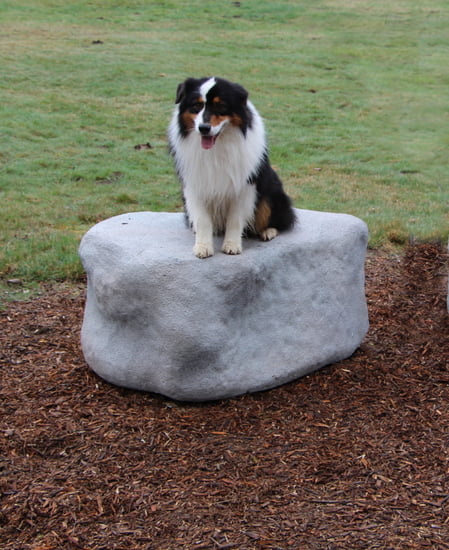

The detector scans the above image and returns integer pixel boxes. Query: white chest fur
[169,101,266,202]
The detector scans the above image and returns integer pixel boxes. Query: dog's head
[175,77,251,149]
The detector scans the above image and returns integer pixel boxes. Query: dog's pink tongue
[201,136,215,150]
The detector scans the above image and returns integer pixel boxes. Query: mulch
[1,243,449,550]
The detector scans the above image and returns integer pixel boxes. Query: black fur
[249,153,296,233]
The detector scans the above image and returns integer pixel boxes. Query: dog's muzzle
[198,123,211,135]
[198,123,217,150]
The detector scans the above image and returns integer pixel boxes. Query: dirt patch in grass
[1,243,448,549]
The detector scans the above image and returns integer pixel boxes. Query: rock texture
[79,209,369,401]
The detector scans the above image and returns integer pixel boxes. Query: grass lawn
[1,0,448,300]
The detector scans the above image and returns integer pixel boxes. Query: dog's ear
[175,81,187,104]
[235,83,249,106]
[175,77,200,104]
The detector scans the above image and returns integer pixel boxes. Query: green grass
[1,0,448,300]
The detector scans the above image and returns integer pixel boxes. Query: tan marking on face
[230,114,243,128]
[209,114,231,128]
[255,200,272,233]
[213,96,222,104]
[181,111,196,131]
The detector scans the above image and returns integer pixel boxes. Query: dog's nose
[198,123,211,135]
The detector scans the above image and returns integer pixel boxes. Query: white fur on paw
[194,243,214,259]
[260,227,278,241]
[222,241,242,255]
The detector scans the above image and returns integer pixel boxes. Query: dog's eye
[214,102,228,115]
[189,101,204,114]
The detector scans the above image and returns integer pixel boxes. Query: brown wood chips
[1,243,448,549]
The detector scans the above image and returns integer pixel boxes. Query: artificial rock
[79,209,369,401]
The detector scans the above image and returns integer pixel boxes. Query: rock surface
[79,209,369,401]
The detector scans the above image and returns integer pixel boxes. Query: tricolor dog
[168,77,295,258]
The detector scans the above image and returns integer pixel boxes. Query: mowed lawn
[1,0,448,296]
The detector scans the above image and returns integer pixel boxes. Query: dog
[168,76,295,258]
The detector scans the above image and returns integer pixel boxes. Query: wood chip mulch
[1,243,449,550]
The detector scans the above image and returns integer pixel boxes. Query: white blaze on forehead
[199,77,216,101]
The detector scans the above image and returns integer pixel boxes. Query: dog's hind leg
[260,227,278,241]
[255,199,278,242]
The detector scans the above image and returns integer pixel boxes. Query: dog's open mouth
[201,135,217,150]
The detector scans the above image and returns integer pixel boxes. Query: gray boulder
[79,209,369,401]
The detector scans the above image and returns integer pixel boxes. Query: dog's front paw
[194,242,214,259]
[260,227,278,241]
[222,240,242,255]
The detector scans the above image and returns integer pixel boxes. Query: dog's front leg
[184,193,215,258]
[222,230,243,255]
[194,215,214,258]
[222,188,255,255]
[222,207,244,255]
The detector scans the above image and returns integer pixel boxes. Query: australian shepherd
[168,76,295,258]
